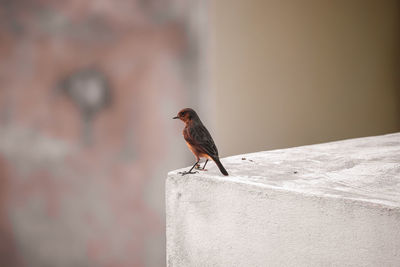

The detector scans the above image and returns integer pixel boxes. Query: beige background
[210,0,400,156]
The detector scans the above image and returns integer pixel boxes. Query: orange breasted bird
[173,108,229,176]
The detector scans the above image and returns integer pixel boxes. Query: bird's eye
[180,112,185,116]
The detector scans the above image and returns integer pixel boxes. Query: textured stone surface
[167,133,400,266]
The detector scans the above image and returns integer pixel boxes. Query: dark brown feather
[184,121,219,158]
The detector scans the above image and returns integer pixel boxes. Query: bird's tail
[213,157,229,176]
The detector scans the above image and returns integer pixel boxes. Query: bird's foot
[178,171,198,176]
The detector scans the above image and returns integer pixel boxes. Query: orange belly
[186,142,212,160]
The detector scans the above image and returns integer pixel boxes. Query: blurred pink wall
[0,1,206,266]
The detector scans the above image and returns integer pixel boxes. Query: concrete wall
[210,0,400,156]
[166,133,400,266]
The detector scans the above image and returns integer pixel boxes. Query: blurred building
[0,0,207,266]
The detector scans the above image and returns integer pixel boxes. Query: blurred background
[0,0,399,266]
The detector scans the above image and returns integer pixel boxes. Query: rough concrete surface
[166,133,400,267]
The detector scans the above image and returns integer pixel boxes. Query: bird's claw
[178,171,198,176]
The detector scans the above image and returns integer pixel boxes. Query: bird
[173,108,229,176]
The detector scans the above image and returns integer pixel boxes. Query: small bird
[173,108,229,176]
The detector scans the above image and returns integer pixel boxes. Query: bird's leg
[194,157,201,169]
[179,160,200,176]
[201,159,209,170]
[195,159,208,171]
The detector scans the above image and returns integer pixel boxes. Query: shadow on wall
[58,67,112,146]
[0,1,206,266]
[211,0,400,156]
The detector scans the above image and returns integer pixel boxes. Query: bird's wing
[185,123,219,158]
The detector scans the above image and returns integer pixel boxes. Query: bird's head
[173,108,199,123]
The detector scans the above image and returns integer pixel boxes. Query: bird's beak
[173,116,179,119]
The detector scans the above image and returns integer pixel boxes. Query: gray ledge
[169,132,400,208]
[167,133,400,266]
